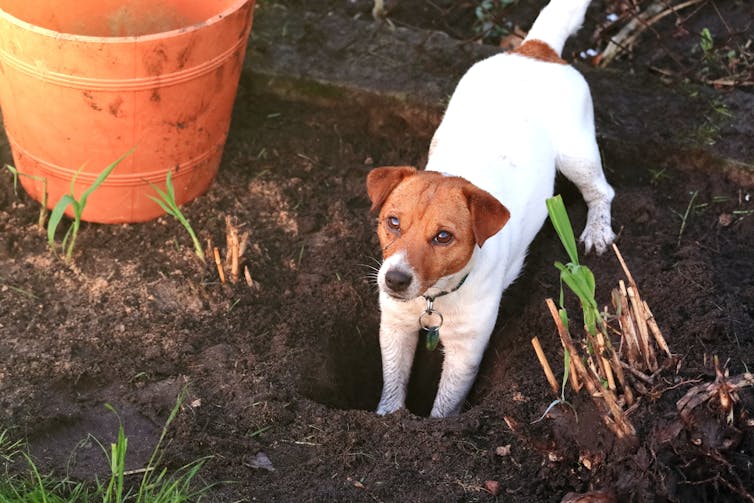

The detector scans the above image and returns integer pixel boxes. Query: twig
[598,0,706,67]
[546,299,635,439]
[213,247,225,284]
[244,265,254,288]
[643,300,672,357]
[532,337,560,395]
[677,190,699,248]
[627,286,658,372]
[597,331,616,391]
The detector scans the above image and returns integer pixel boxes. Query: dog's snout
[385,269,412,292]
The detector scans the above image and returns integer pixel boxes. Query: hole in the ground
[299,312,451,416]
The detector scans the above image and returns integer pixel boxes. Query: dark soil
[2,1,754,502]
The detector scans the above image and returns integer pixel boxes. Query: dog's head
[367,166,510,300]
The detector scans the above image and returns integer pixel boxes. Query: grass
[4,164,49,231]
[47,150,134,262]
[0,391,213,502]
[148,170,205,262]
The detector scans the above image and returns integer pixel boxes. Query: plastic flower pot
[0,0,255,223]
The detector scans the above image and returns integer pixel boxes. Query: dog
[366,0,616,418]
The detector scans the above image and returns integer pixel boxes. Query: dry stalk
[531,336,560,395]
[244,265,254,288]
[677,373,754,424]
[627,285,658,372]
[546,299,635,439]
[596,331,616,391]
[598,0,706,67]
[213,247,225,284]
[616,281,642,367]
[643,300,672,358]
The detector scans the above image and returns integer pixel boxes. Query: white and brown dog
[366,0,615,418]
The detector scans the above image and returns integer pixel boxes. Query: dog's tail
[523,0,591,56]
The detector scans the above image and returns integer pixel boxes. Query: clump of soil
[2,2,754,501]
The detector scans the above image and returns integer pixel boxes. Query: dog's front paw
[580,223,615,255]
[580,205,615,255]
[376,399,403,416]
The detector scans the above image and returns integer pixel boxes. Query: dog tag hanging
[419,298,444,351]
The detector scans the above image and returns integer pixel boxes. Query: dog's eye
[433,231,454,245]
[387,216,400,231]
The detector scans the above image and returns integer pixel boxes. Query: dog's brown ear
[366,166,417,212]
[463,184,510,247]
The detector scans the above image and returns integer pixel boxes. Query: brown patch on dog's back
[512,39,566,65]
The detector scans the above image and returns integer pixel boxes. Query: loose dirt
[1,1,753,502]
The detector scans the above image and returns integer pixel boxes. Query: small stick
[627,286,657,372]
[620,361,654,386]
[643,300,672,357]
[230,238,240,284]
[597,331,616,391]
[213,247,225,284]
[546,299,635,439]
[617,282,641,367]
[244,265,254,287]
[608,346,634,406]
[545,300,581,392]
[531,337,560,395]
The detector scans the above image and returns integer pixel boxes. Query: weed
[0,390,213,502]
[48,150,133,261]
[693,26,753,87]
[149,170,205,262]
[473,0,518,43]
[4,164,49,230]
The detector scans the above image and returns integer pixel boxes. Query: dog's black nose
[385,269,412,292]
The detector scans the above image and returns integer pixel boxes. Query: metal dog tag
[419,307,443,351]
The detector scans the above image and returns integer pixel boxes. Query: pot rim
[0,0,252,43]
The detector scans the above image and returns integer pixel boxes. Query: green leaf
[48,194,76,247]
[79,148,134,209]
[546,195,579,265]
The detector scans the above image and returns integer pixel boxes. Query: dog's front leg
[376,316,419,415]
[429,314,496,418]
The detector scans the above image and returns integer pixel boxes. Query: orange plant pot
[0,0,255,223]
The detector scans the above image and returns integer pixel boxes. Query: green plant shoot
[47,149,134,261]
[546,195,602,336]
[149,170,205,262]
[5,164,49,230]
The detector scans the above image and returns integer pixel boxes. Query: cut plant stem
[546,298,636,440]
[531,336,560,395]
[213,247,225,284]
[244,265,254,288]
[643,300,672,358]
[676,190,699,248]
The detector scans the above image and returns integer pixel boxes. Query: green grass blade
[148,195,177,217]
[47,195,76,248]
[165,170,176,202]
[5,165,19,195]
[546,195,579,265]
[79,149,134,208]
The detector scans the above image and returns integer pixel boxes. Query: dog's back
[426,0,599,267]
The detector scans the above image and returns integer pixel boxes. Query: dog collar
[420,273,469,351]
